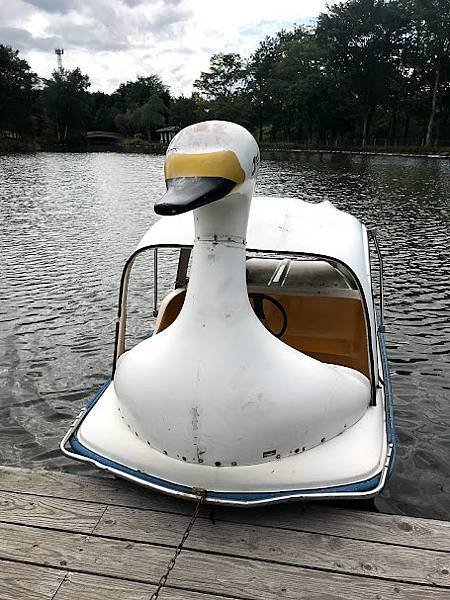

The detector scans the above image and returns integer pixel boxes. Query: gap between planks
[0,559,234,600]
[1,488,450,588]
[0,515,449,591]
[1,468,448,598]
[0,548,449,600]
[2,493,447,589]
[1,466,449,553]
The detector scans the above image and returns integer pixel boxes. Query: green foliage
[194,53,247,100]
[88,92,117,131]
[399,0,450,143]
[115,94,166,140]
[113,75,170,111]
[2,0,450,149]
[43,68,90,141]
[0,45,37,137]
[317,0,410,144]
[112,75,170,140]
[193,53,253,127]
[170,93,207,128]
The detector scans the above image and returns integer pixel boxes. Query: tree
[248,27,347,144]
[111,74,171,139]
[114,95,167,139]
[169,93,207,128]
[43,68,90,141]
[269,28,328,143]
[87,91,116,131]
[193,53,252,127]
[317,0,408,145]
[248,31,293,141]
[136,95,166,139]
[112,75,170,112]
[194,53,247,100]
[401,0,450,145]
[0,45,37,137]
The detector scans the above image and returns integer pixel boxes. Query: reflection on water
[1,151,449,519]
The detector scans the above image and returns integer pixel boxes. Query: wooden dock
[0,466,449,599]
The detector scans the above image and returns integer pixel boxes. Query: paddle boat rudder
[61,120,396,506]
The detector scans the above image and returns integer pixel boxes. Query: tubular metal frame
[368,230,385,332]
[61,234,395,506]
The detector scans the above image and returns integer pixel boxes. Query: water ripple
[0,151,449,519]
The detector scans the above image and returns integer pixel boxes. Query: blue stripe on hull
[70,432,383,501]
[68,333,396,502]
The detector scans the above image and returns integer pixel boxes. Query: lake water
[1,151,449,520]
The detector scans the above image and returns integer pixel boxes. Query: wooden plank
[0,559,66,600]
[215,504,450,552]
[95,505,450,587]
[54,571,231,600]
[0,521,173,579]
[2,466,449,552]
[174,551,450,600]
[0,466,190,513]
[51,569,450,600]
[0,466,449,600]
[0,490,106,533]
[0,521,449,599]
[1,486,448,588]
[0,559,225,600]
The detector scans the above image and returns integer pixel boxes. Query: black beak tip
[154,202,181,216]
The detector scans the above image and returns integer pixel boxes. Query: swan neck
[187,240,247,302]
[181,190,254,317]
[193,182,253,243]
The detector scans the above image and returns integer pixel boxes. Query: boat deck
[0,466,449,599]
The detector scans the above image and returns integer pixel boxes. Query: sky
[1,0,328,96]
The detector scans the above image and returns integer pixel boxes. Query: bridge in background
[86,131,122,142]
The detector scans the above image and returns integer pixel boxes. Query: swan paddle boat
[61,120,396,505]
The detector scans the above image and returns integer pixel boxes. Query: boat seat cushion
[252,293,370,378]
[154,288,186,334]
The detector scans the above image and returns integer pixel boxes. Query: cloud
[2,0,327,94]
[2,0,192,55]
[121,0,187,6]
[239,18,316,38]
[150,3,191,30]
[51,23,129,52]
[24,0,80,14]
[0,26,61,51]
[0,1,33,22]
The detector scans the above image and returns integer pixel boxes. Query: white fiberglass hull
[61,335,395,506]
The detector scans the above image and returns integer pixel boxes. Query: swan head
[155,120,260,217]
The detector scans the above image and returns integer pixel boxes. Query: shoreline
[261,147,450,159]
[2,137,450,159]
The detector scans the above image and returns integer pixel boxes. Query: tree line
[1,0,449,149]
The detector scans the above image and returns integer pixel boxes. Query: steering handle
[248,292,288,338]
